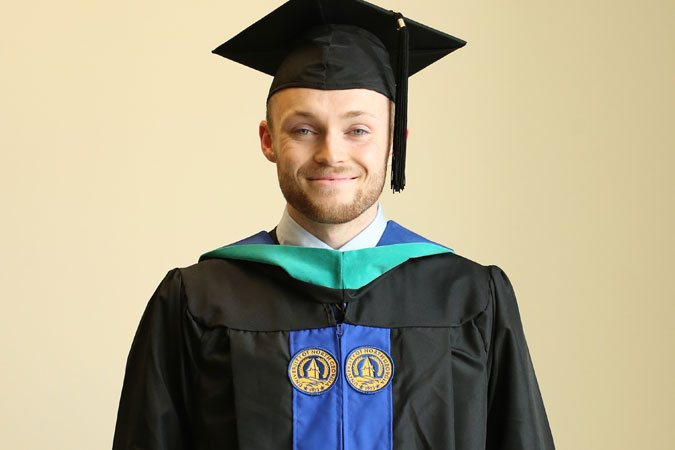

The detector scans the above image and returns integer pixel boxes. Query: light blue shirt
[276,203,387,250]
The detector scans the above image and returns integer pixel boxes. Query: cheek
[276,146,309,174]
[359,142,389,172]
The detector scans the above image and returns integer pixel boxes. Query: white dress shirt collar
[275,203,387,251]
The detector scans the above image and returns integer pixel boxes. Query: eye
[295,128,311,135]
[350,128,368,136]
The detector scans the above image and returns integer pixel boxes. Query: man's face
[260,88,391,225]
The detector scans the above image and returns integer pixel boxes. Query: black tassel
[391,12,408,193]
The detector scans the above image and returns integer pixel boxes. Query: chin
[279,172,385,225]
[302,201,367,225]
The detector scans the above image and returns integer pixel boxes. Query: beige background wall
[2,0,673,448]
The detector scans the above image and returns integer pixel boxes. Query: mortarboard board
[213,0,465,192]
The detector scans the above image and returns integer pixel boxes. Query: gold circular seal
[345,346,394,394]
[288,348,338,395]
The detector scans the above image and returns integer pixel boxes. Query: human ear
[259,120,276,163]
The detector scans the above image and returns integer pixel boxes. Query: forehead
[268,88,391,120]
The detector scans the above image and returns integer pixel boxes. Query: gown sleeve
[112,269,195,450]
[485,266,555,450]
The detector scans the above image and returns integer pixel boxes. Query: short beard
[277,166,386,225]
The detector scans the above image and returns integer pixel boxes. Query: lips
[305,170,358,182]
[307,176,356,181]
[307,176,357,187]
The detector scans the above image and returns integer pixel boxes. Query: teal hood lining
[199,243,453,290]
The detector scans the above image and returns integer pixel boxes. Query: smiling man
[113,1,555,449]
[261,88,391,247]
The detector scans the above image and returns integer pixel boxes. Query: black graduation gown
[113,221,554,449]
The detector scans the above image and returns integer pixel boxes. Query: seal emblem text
[345,346,394,394]
[288,347,338,395]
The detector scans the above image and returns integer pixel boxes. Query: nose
[314,132,346,165]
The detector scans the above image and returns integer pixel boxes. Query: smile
[307,177,357,186]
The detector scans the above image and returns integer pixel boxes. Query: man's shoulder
[181,223,492,290]
[170,226,504,330]
[223,230,276,246]
[376,220,445,247]
[377,220,495,272]
[181,222,492,275]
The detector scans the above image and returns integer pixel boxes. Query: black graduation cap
[213,0,465,192]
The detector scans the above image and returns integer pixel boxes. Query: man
[113,0,555,449]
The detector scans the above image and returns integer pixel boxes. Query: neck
[286,202,379,250]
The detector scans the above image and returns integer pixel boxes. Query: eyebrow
[283,110,376,121]
[341,110,375,119]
